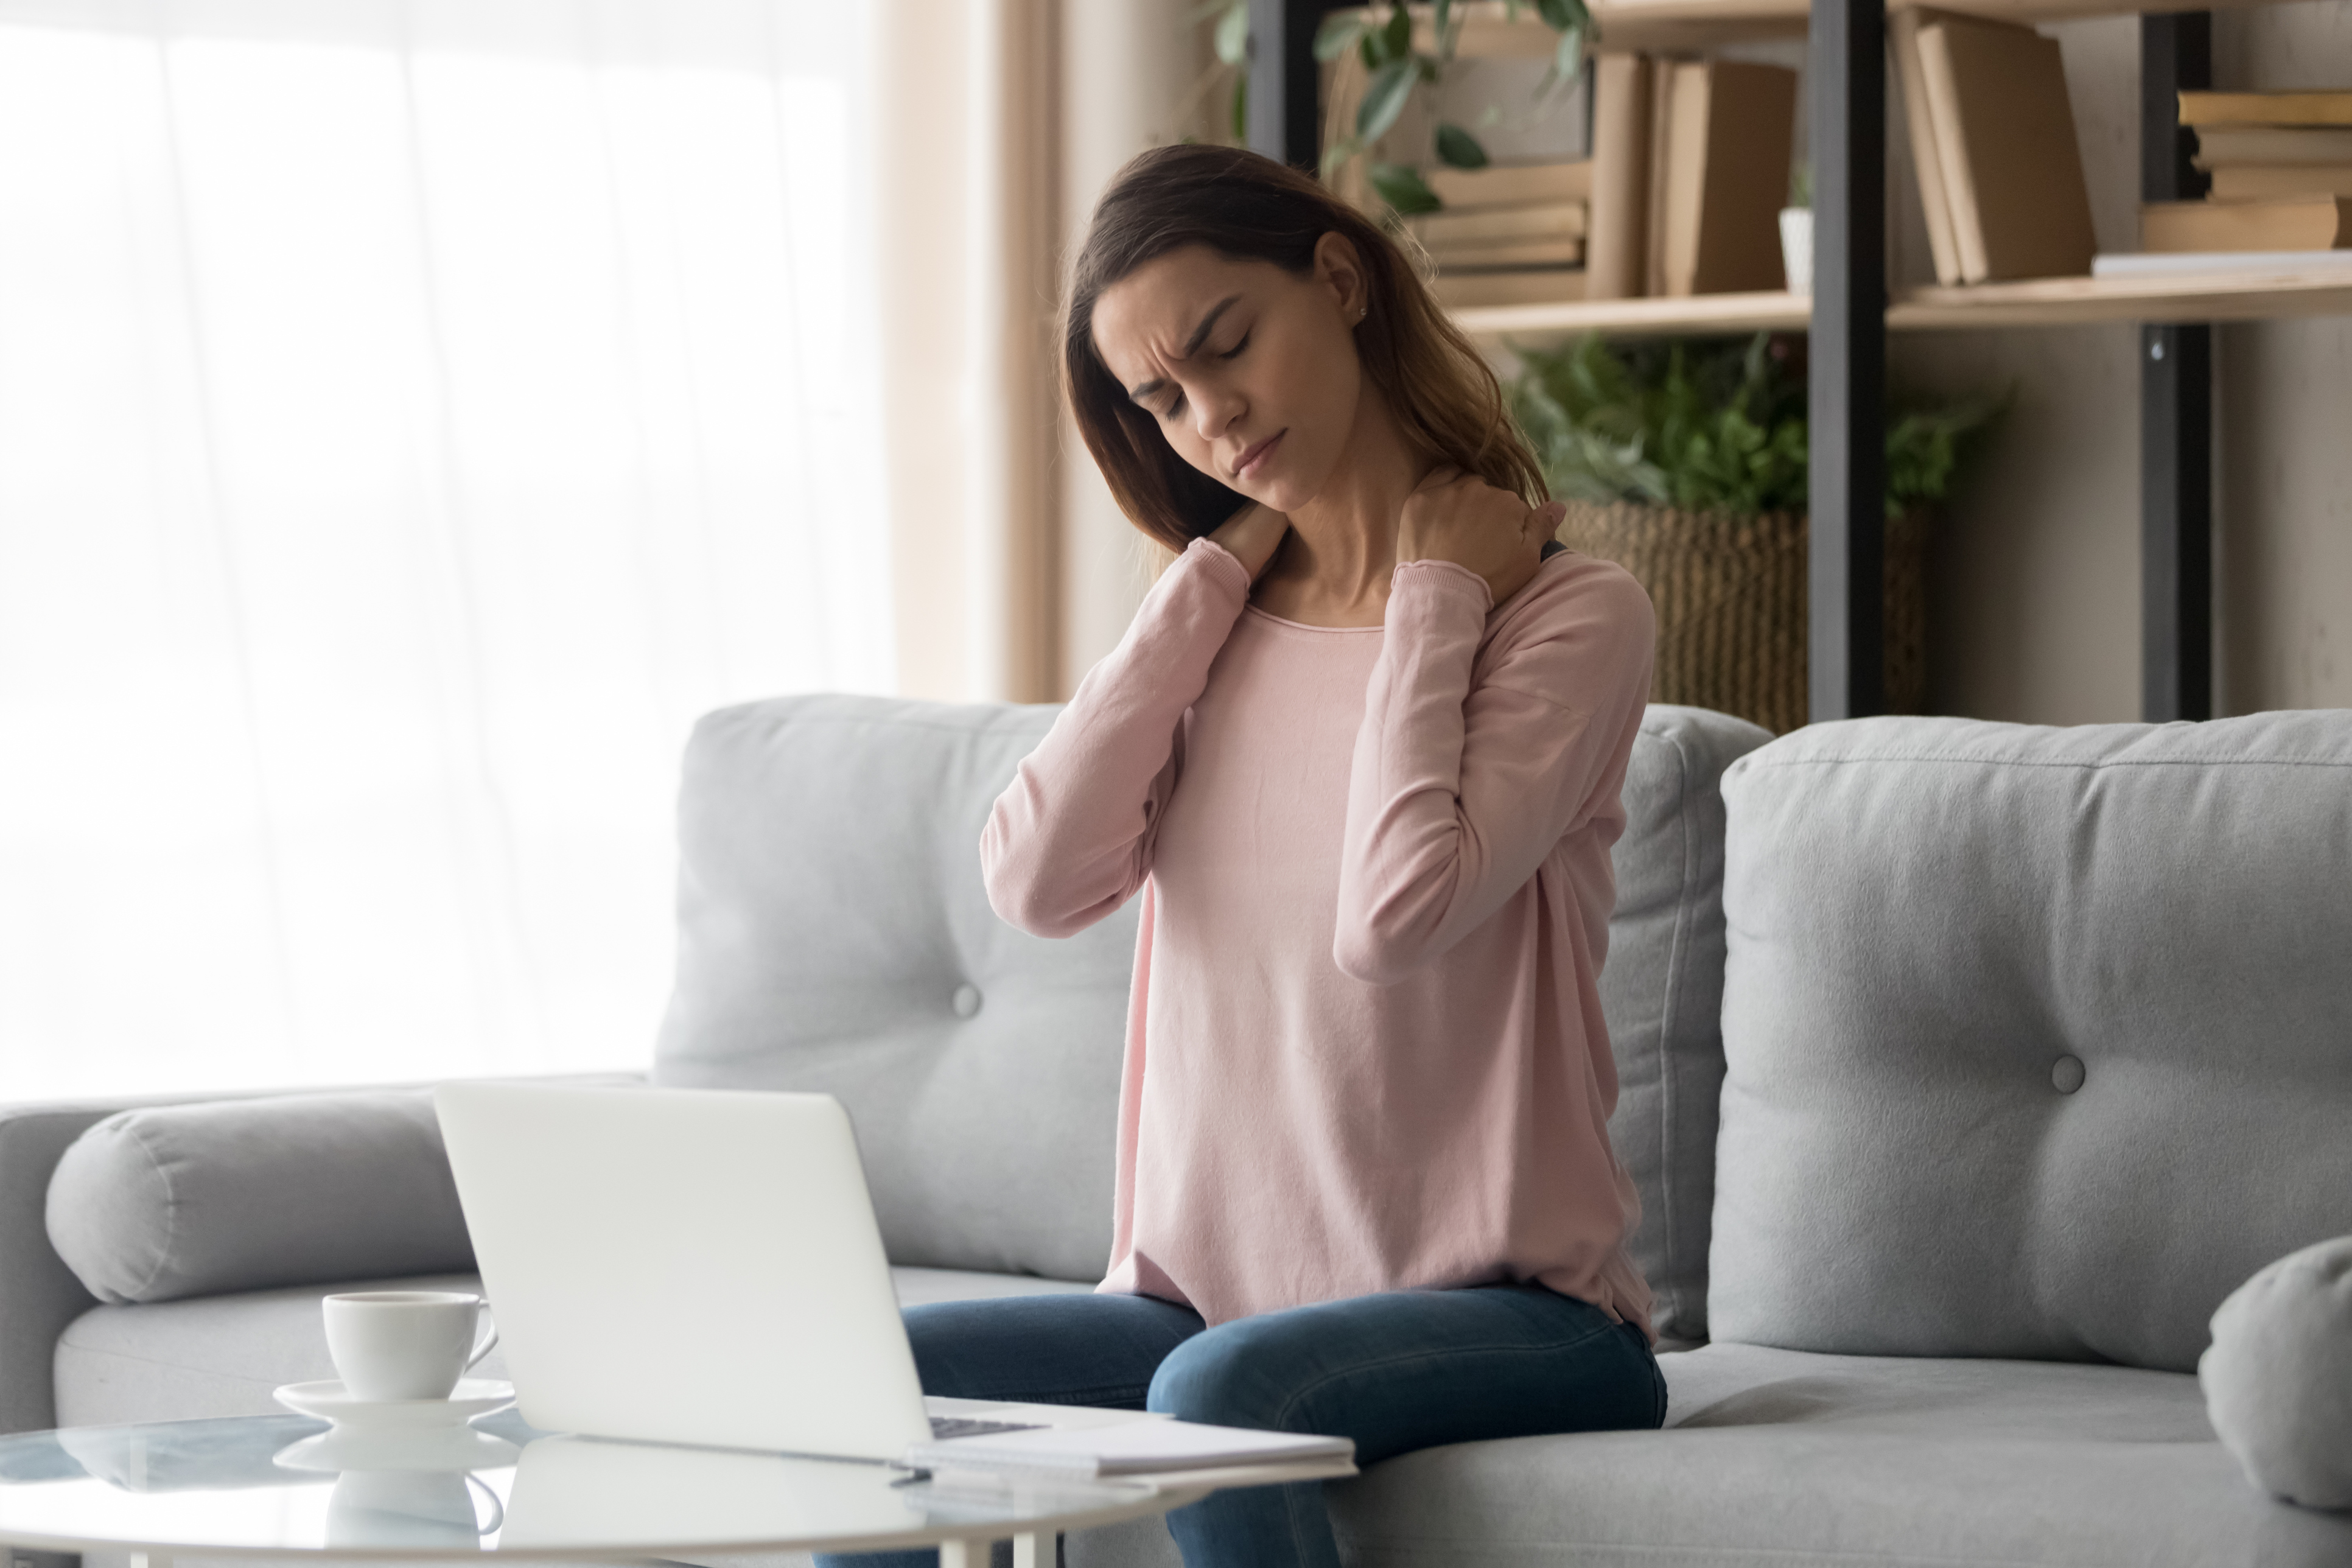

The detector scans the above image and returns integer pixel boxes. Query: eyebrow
[1125,295,1242,404]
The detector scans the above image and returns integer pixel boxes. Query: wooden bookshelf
[1407,0,2308,53]
[1449,267,2352,340]
[1586,0,2295,38]
[1288,2,2346,725]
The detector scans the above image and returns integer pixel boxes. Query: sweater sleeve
[1332,556,1655,985]
[981,537,1255,938]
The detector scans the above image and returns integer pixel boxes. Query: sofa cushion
[653,696,1135,1284]
[654,695,1765,1331]
[1597,705,1768,1345]
[1711,712,2352,1371]
[46,1091,475,1305]
[54,1267,1093,1429]
[1325,1342,2352,1566]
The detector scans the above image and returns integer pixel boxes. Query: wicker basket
[1555,502,1931,735]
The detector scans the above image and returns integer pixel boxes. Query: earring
[1357,305,1368,320]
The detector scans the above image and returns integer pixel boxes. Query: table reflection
[0,1413,1155,1556]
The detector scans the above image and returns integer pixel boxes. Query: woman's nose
[1191,387,1243,442]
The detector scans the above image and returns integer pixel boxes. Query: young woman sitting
[831,142,1662,1568]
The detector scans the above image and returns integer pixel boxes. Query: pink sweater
[981,537,1657,1335]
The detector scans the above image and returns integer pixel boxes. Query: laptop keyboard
[928,1415,1046,1441]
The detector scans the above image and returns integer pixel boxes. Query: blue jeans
[816,1283,1664,1568]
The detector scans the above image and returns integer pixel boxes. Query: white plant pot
[1779,207,1813,295]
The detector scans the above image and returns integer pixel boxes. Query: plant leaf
[1537,25,1586,94]
[1319,133,1365,180]
[1230,74,1248,142]
[1533,0,1584,29]
[1368,161,1442,215]
[1434,122,1489,169]
[1312,12,1368,63]
[1356,60,1416,144]
[1213,2,1250,67]
[1381,4,1413,62]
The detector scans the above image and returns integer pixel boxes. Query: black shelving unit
[1249,0,2222,726]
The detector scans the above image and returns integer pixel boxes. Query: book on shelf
[2178,91,2352,129]
[1643,58,1684,295]
[1424,160,1592,209]
[1916,15,2096,282]
[1656,60,1797,296]
[2207,164,2352,201]
[1585,52,1654,300]
[1410,201,1587,246]
[2142,196,2352,252]
[1428,269,1589,310]
[1891,9,1964,286]
[2194,125,2352,167]
[1424,238,1586,269]
[2093,248,2352,278]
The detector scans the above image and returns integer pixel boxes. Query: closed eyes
[1159,332,1251,422]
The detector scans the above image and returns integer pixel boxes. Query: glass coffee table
[0,1407,1353,1567]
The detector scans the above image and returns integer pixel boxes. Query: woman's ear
[1311,232,1370,323]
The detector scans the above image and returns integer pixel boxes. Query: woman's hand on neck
[1245,391,1427,629]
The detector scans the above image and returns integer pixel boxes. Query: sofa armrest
[0,1094,225,1434]
[1,1073,645,1435]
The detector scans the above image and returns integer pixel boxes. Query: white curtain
[0,0,893,1101]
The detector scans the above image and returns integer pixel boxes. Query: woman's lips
[1232,429,1286,481]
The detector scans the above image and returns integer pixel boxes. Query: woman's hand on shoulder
[1206,502,1290,584]
[1396,467,1566,607]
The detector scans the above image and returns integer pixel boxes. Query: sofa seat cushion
[1326,1342,2352,1567]
[54,1267,1093,1429]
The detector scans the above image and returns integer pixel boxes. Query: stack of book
[1416,162,1594,310]
[1891,11,2096,285]
[2135,91,2352,262]
[1580,54,1797,302]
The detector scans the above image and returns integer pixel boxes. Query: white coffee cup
[323,1290,499,1402]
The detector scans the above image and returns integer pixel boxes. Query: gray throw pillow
[46,1091,474,1304]
[2201,1236,2352,1510]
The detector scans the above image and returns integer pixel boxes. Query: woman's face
[1091,236,1370,517]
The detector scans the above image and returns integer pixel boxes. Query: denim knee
[1144,1321,1297,1432]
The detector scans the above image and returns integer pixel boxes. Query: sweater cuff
[1184,536,1255,601]
[1391,558,1494,614]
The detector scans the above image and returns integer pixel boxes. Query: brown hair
[1063,143,1546,555]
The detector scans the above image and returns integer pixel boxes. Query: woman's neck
[1249,396,1427,628]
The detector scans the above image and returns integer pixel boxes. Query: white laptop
[434,1080,1351,1477]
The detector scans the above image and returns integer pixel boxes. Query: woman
[845,144,1661,1568]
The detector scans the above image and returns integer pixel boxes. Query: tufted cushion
[2201,1235,2352,1509]
[46,1092,474,1304]
[1710,711,2352,1371]
[1599,705,1769,1343]
[654,695,1764,1313]
[654,697,1132,1283]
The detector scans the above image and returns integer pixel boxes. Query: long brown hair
[1064,144,1545,555]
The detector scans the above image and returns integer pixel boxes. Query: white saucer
[274,1378,516,1430]
[275,1426,520,1475]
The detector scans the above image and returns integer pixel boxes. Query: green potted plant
[1510,333,2004,732]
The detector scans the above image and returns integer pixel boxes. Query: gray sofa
[6,695,2351,1567]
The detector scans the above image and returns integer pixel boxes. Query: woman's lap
[1147,1283,1664,1465]
[827,1284,1662,1568]
[904,1282,1661,1452]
